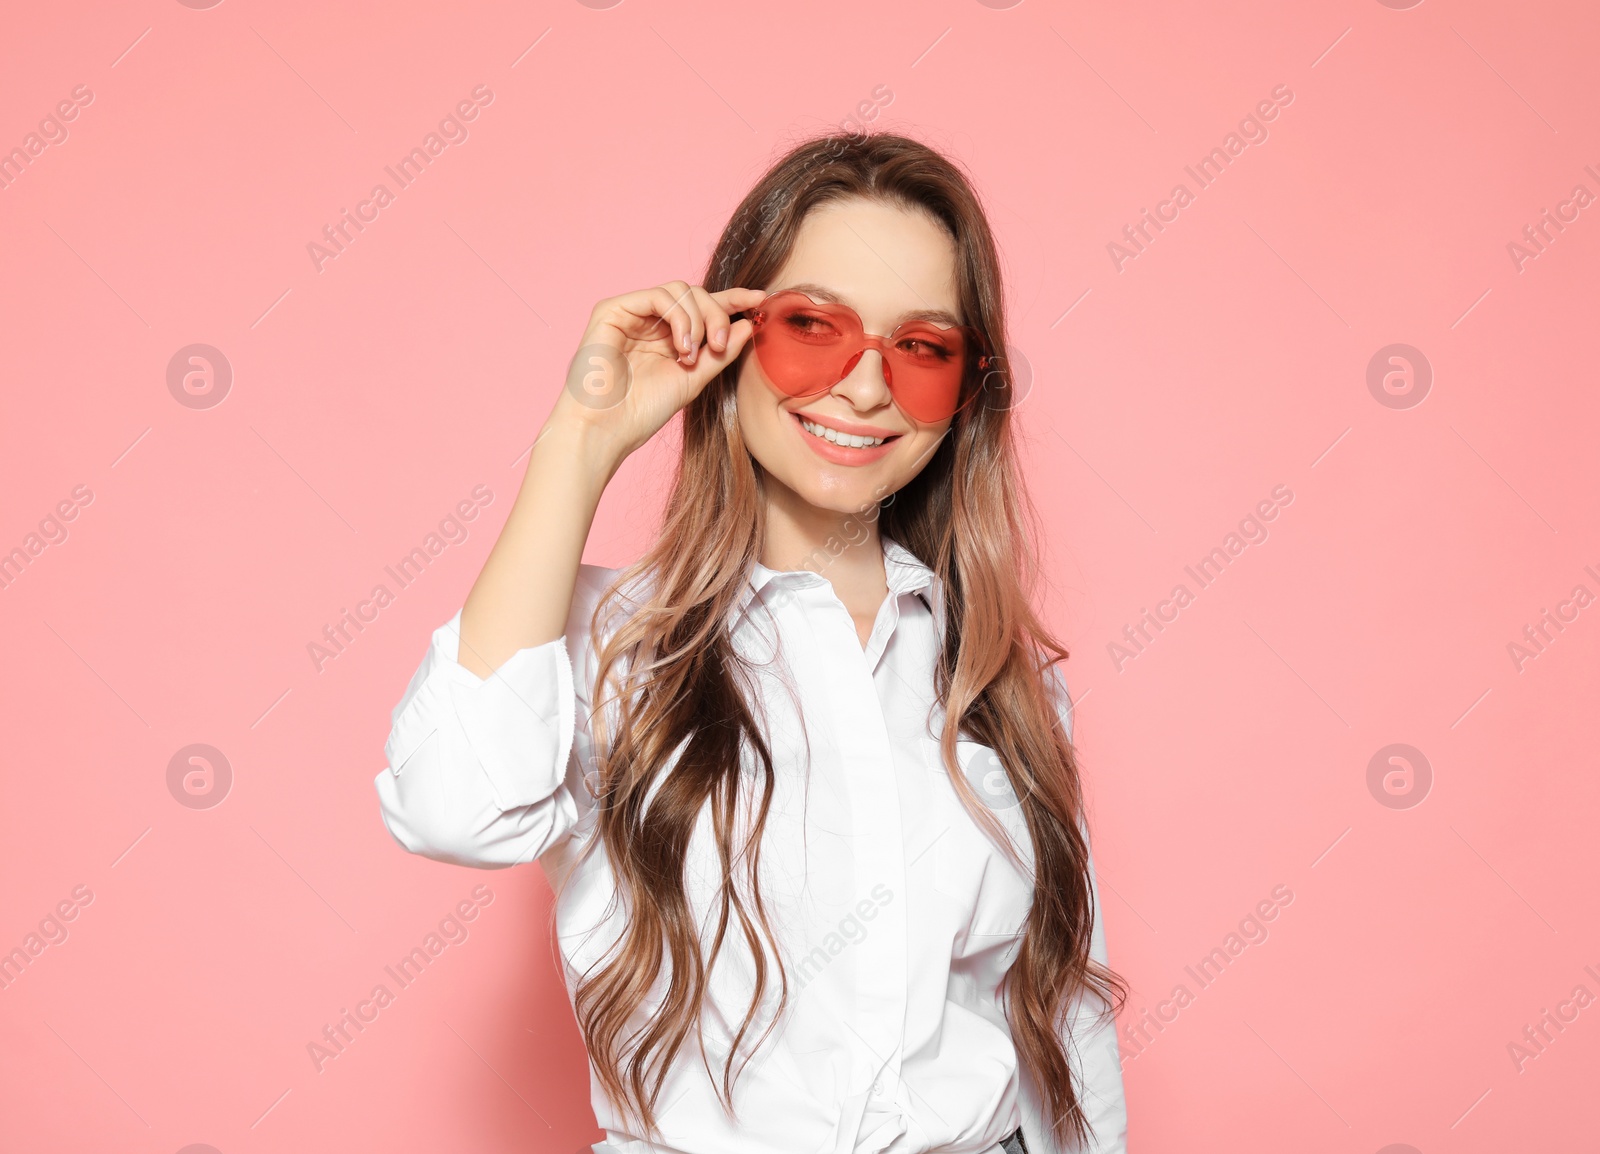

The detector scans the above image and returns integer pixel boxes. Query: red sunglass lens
[751,293,976,423]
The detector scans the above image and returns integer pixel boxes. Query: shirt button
[871,1080,883,1095]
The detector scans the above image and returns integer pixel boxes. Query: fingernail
[714,327,728,349]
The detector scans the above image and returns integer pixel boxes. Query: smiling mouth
[796,415,900,449]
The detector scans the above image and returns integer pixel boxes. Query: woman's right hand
[550,281,766,464]
[457,282,763,677]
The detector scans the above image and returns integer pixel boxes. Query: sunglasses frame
[739,289,997,423]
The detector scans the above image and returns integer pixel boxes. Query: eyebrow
[776,282,964,329]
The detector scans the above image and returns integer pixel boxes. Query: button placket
[805,583,910,1105]
[844,621,908,1101]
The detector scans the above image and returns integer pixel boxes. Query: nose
[831,346,894,411]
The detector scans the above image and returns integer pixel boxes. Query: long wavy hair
[572,130,1126,1150]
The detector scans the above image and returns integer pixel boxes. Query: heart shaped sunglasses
[736,290,994,424]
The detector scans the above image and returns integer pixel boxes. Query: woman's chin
[767,465,889,519]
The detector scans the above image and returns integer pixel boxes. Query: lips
[790,411,901,465]
[798,416,891,448]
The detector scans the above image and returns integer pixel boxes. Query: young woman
[375,132,1127,1154]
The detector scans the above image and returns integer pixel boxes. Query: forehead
[769,198,961,326]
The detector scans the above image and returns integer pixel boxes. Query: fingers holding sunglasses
[647,283,764,366]
[706,286,768,341]
[681,285,728,361]
[687,286,738,356]
[602,281,698,363]
[657,280,704,364]
[675,284,763,364]
[569,282,761,431]
[668,287,745,382]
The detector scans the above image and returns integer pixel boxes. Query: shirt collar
[730,534,942,631]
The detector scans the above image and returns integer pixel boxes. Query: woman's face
[736,197,962,518]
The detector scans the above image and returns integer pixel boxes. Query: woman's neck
[760,482,888,612]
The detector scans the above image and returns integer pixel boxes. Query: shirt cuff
[400,610,578,812]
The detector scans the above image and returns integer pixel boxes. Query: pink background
[2,0,1596,1151]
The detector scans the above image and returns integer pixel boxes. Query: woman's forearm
[457,409,623,678]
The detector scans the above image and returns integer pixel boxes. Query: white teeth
[799,418,886,448]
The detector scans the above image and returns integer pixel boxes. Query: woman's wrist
[535,401,632,488]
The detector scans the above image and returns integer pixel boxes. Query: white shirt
[374,537,1126,1154]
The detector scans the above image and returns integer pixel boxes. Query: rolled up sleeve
[374,609,581,868]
